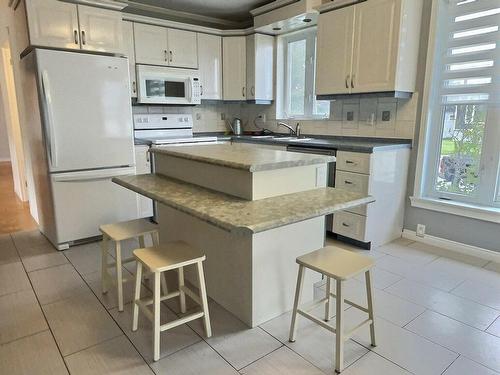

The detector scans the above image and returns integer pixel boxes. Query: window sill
[410,196,500,224]
[276,116,330,122]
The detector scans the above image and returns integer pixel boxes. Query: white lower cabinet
[333,147,410,247]
[135,145,153,218]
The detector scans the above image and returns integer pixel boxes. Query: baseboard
[402,229,500,263]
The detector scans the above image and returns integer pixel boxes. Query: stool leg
[289,264,305,342]
[153,271,161,361]
[196,261,212,338]
[178,267,186,314]
[365,270,376,347]
[324,276,331,322]
[101,234,109,294]
[132,261,143,331]
[335,279,344,374]
[115,241,124,312]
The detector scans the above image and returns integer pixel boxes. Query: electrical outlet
[257,113,266,122]
[221,113,225,120]
[195,113,202,121]
[416,224,426,237]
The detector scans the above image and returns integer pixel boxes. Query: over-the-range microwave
[136,65,201,105]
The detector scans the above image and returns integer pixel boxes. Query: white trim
[402,229,500,263]
[60,0,127,10]
[410,196,500,223]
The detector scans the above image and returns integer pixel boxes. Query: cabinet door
[315,6,354,96]
[77,5,124,54]
[167,29,198,69]
[134,146,153,218]
[351,0,400,93]
[134,23,168,66]
[25,0,80,49]
[223,36,246,101]
[247,34,274,101]
[197,33,222,100]
[123,21,137,98]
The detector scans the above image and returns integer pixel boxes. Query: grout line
[439,354,459,375]
[0,328,51,347]
[9,233,72,375]
[402,308,428,329]
[236,344,285,372]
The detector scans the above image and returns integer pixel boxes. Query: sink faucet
[277,122,301,137]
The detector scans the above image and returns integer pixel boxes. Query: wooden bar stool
[289,246,376,373]
[100,218,166,312]
[132,241,212,361]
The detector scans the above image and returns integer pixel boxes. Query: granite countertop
[113,174,374,235]
[151,143,335,172]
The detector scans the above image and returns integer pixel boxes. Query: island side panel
[252,216,324,326]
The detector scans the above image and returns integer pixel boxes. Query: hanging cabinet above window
[315,0,423,99]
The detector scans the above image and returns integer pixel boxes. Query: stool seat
[100,219,159,241]
[297,246,374,281]
[134,242,206,272]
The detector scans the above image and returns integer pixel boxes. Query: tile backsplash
[132,93,418,140]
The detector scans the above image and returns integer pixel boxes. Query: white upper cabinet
[315,0,423,97]
[246,34,274,102]
[134,23,198,68]
[134,23,169,66]
[77,5,124,54]
[25,0,80,50]
[315,6,354,96]
[197,33,222,100]
[168,29,198,69]
[25,0,123,53]
[122,21,137,98]
[223,36,246,101]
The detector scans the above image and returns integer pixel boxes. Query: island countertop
[113,174,374,235]
[151,143,335,172]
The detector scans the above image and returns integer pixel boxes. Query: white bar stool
[100,218,166,312]
[132,241,212,361]
[289,246,376,373]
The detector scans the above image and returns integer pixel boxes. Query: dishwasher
[286,145,336,232]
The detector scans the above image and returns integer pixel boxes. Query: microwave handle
[186,78,193,102]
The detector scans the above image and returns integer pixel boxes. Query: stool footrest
[329,292,369,313]
[138,291,181,307]
[345,318,372,340]
[297,309,337,334]
[160,311,204,332]
[181,285,201,305]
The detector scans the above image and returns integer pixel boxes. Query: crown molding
[60,0,128,10]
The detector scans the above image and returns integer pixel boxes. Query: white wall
[0,93,10,161]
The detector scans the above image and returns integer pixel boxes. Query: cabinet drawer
[333,211,367,242]
[335,171,369,195]
[336,151,371,174]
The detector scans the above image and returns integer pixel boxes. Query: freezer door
[50,167,138,246]
[36,49,134,172]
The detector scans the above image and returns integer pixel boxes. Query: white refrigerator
[22,49,138,249]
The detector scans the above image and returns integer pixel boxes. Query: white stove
[134,114,218,146]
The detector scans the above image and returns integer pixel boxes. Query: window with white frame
[278,28,330,119]
[418,0,500,209]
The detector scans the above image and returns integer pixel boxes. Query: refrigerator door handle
[52,167,136,182]
[41,71,58,169]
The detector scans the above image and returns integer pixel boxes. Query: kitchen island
[114,143,374,327]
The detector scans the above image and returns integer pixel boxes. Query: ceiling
[122,0,276,28]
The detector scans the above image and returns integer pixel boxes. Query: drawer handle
[345,160,356,164]
[344,180,353,185]
[342,222,350,227]
[74,30,79,44]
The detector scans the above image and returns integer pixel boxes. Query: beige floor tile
[451,279,500,310]
[0,289,47,344]
[342,352,412,375]
[22,252,68,273]
[0,261,31,297]
[487,317,500,338]
[43,290,122,356]
[406,310,500,372]
[0,330,68,375]
[82,267,151,310]
[386,279,499,330]
[11,230,55,258]
[0,234,20,265]
[151,341,239,375]
[443,356,499,375]
[29,263,89,305]
[187,301,281,370]
[64,241,103,276]
[240,346,324,375]
[408,243,488,267]
[377,241,439,265]
[376,255,465,291]
[110,302,201,363]
[353,266,403,290]
[64,335,153,375]
[349,310,457,375]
